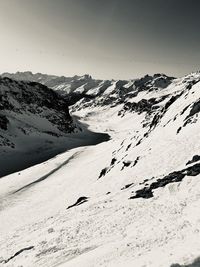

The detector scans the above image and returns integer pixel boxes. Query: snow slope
[0,72,200,267]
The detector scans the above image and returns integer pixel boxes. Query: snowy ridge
[0,72,200,267]
[1,71,174,97]
[1,72,101,95]
[1,71,57,85]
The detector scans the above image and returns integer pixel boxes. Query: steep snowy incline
[0,72,200,267]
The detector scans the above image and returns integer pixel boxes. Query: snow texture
[0,71,200,267]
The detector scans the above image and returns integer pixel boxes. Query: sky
[0,0,200,79]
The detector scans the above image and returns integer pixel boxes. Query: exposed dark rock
[186,83,193,90]
[119,98,157,116]
[130,187,153,199]
[134,74,174,92]
[98,167,108,179]
[185,100,200,120]
[130,163,200,199]
[186,155,200,165]
[135,139,142,146]
[149,113,161,129]
[118,94,168,124]
[121,183,134,190]
[186,163,200,176]
[121,161,132,170]
[120,140,125,146]
[180,105,190,115]
[0,114,9,130]
[111,158,117,166]
[2,246,34,264]
[126,144,131,151]
[177,127,182,134]
[171,257,200,267]
[185,78,200,90]
[182,100,200,128]
[0,77,75,134]
[67,196,89,209]
[164,94,182,111]
[64,92,96,106]
[132,157,140,167]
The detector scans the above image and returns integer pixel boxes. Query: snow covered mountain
[0,77,78,177]
[0,71,200,267]
[1,72,98,95]
[1,71,175,107]
[1,71,174,98]
[1,71,57,85]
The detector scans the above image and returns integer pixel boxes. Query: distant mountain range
[1,71,175,99]
[1,71,96,94]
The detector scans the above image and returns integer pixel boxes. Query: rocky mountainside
[0,77,77,177]
[1,71,175,106]
[1,72,97,95]
[71,73,175,110]
[1,71,57,85]
[0,71,200,267]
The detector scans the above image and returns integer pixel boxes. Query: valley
[0,72,200,267]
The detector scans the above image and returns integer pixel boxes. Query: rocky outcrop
[134,73,174,91]
[66,196,89,209]
[130,163,200,199]
[186,155,200,165]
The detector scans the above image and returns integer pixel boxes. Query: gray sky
[0,0,200,79]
